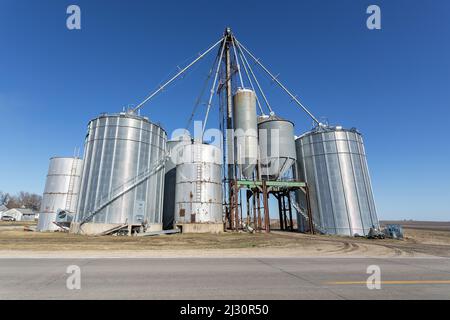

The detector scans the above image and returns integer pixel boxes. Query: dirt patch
[0,224,449,258]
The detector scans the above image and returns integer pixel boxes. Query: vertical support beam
[252,190,257,229]
[287,192,293,231]
[226,33,234,181]
[255,163,262,232]
[282,194,288,230]
[305,185,315,235]
[246,190,251,227]
[256,190,262,232]
[234,183,239,231]
[276,193,283,230]
[226,38,233,133]
[262,180,270,233]
[239,189,243,228]
[229,180,234,230]
[225,29,235,231]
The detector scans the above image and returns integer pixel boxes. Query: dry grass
[0,221,36,227]
[1,222,450,257]
[402,228,450,246]
[0,228,297,251]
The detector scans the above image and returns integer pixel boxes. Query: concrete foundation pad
[176,223,224,234]
[69,222,162,235]
[145,223,163,233]
[70,222,121,235]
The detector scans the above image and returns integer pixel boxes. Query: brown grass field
[0,220,449,258]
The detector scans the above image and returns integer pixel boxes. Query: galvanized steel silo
[37,157,83,231]
[162,136,191,229]
[233,88,258,179]
[75,112,167,231]
[174,142,223,225]
[258,114,297,180]
[295,126,379,236]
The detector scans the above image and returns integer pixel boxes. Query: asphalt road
[1,257,449,299]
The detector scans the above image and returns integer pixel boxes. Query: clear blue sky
[0,0,449,221]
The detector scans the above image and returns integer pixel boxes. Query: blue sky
[0,0,449,221]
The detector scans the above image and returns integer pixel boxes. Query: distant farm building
[1,208,37,221]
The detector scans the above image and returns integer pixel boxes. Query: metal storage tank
[37,157,83,231]
[162,136,191,229]
[295,126,379,236]
[75,112,167,232]
[174,142,223,225]
[258,114,297,180]
[233,88,258,179]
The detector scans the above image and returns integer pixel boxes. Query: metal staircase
[79,155,167,225]
[290,198,327,234]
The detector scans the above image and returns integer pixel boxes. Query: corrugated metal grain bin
[37,157,83,231]
[174,142,223,224]
[233,88,258,179]
[258,114,296,180]
[295,126,379,236]
[75,112,167,229]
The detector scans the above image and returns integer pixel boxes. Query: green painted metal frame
[236,180,306,188]
[232,179,310,233]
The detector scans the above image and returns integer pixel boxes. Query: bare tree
[0,191,42,211]
[18,192,42,211]
[0,191,9,206]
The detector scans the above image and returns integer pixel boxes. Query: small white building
[1,208,37,221]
